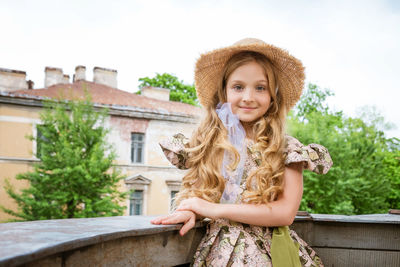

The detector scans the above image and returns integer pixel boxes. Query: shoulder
[160,133,190,151]
[159,133,190,170]
[284,135,333,174]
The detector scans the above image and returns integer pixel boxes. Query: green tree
[376,138,400,210]
[288,83,399,214]
[138,73,198,105]
[2,97,127,221]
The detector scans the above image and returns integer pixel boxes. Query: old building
[0,66,200,221]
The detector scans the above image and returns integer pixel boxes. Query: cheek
[226,90,236,104]
[226,91,240,113]
[260,96,272,111]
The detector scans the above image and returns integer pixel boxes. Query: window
[166,180,181,212]
[170,190,179,211]
[36,125,48,159]
[129,190,143,215]
[131,133,145,163]
[125,175,151,216]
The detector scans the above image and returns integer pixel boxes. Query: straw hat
[194,38,305,111]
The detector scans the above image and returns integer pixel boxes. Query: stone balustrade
[0,213,399,267]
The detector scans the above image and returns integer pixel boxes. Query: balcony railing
[0,212,399,267]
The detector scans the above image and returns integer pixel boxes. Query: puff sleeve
[159,133,190,170]
[284,135,333,174]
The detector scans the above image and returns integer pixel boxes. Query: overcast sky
[1,0,399,138]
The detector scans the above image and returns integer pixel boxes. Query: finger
[161,214,182,224]
[151,218,163,224]
[151,214,172,222]
[153,213,179,224]
[161,218,181,225]
[179,214,195,236]
[151,215,169,224]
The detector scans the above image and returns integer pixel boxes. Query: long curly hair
[175,51,288,206]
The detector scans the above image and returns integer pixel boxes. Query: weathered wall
[109,118,198,216]
[108,116,149,164]
[93,67,117,88]
[44,67,64,88]
[0,69,28,92]
[0,101,198,221]
[146,119,195,166]
[144,119,196,214]
[141,86,170,101]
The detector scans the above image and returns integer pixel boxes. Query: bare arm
[177,162,303,227]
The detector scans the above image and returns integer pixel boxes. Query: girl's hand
[150,210,196,236]
[176,197,220,220]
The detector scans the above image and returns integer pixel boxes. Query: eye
[256,85,266,91]
[232,84,243,91]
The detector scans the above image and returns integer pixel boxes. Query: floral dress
[160,134,333,267]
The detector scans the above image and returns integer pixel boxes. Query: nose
[242,87,254,102]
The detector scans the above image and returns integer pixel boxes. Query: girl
[151,38,332,266]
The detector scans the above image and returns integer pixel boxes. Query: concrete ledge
[0,216,206,267]
[0,214,399,267]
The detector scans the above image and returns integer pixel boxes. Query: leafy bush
[288,84,399,214]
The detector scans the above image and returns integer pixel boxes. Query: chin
[238,117,259,123]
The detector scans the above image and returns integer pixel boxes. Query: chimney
[74,65,86,82]
[63,74,70,84]
[27,80,34,90]
[0,68,28,92]
[141,86,170,101]
[93,67,117,88]
[44,67,64,87]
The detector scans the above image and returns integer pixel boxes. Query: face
[226,61,271,127]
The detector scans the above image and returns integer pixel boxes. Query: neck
[241,121,255,140]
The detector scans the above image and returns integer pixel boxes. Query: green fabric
[271,226,301,267]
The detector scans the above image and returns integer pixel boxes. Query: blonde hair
[175,51,287,206]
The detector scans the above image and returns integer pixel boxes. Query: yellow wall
[0,104,41,221]
[0,104,41,158]
[0,104,41,118]
[0,121,34,158]
[0,162,32,221]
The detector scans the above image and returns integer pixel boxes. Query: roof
[10,81,200,117]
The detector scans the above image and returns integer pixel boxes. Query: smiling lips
[239,106,257,111]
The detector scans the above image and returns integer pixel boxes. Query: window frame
[129,190,144,215]
[131,133,145,164]
[124,175,151,216]
[36,124,48,159]
[166,180,181,212]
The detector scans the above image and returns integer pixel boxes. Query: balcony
[0,212,399,267]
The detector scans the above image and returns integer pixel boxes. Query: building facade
[0,66,200,221]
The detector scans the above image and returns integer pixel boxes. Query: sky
[1,0,400,138]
